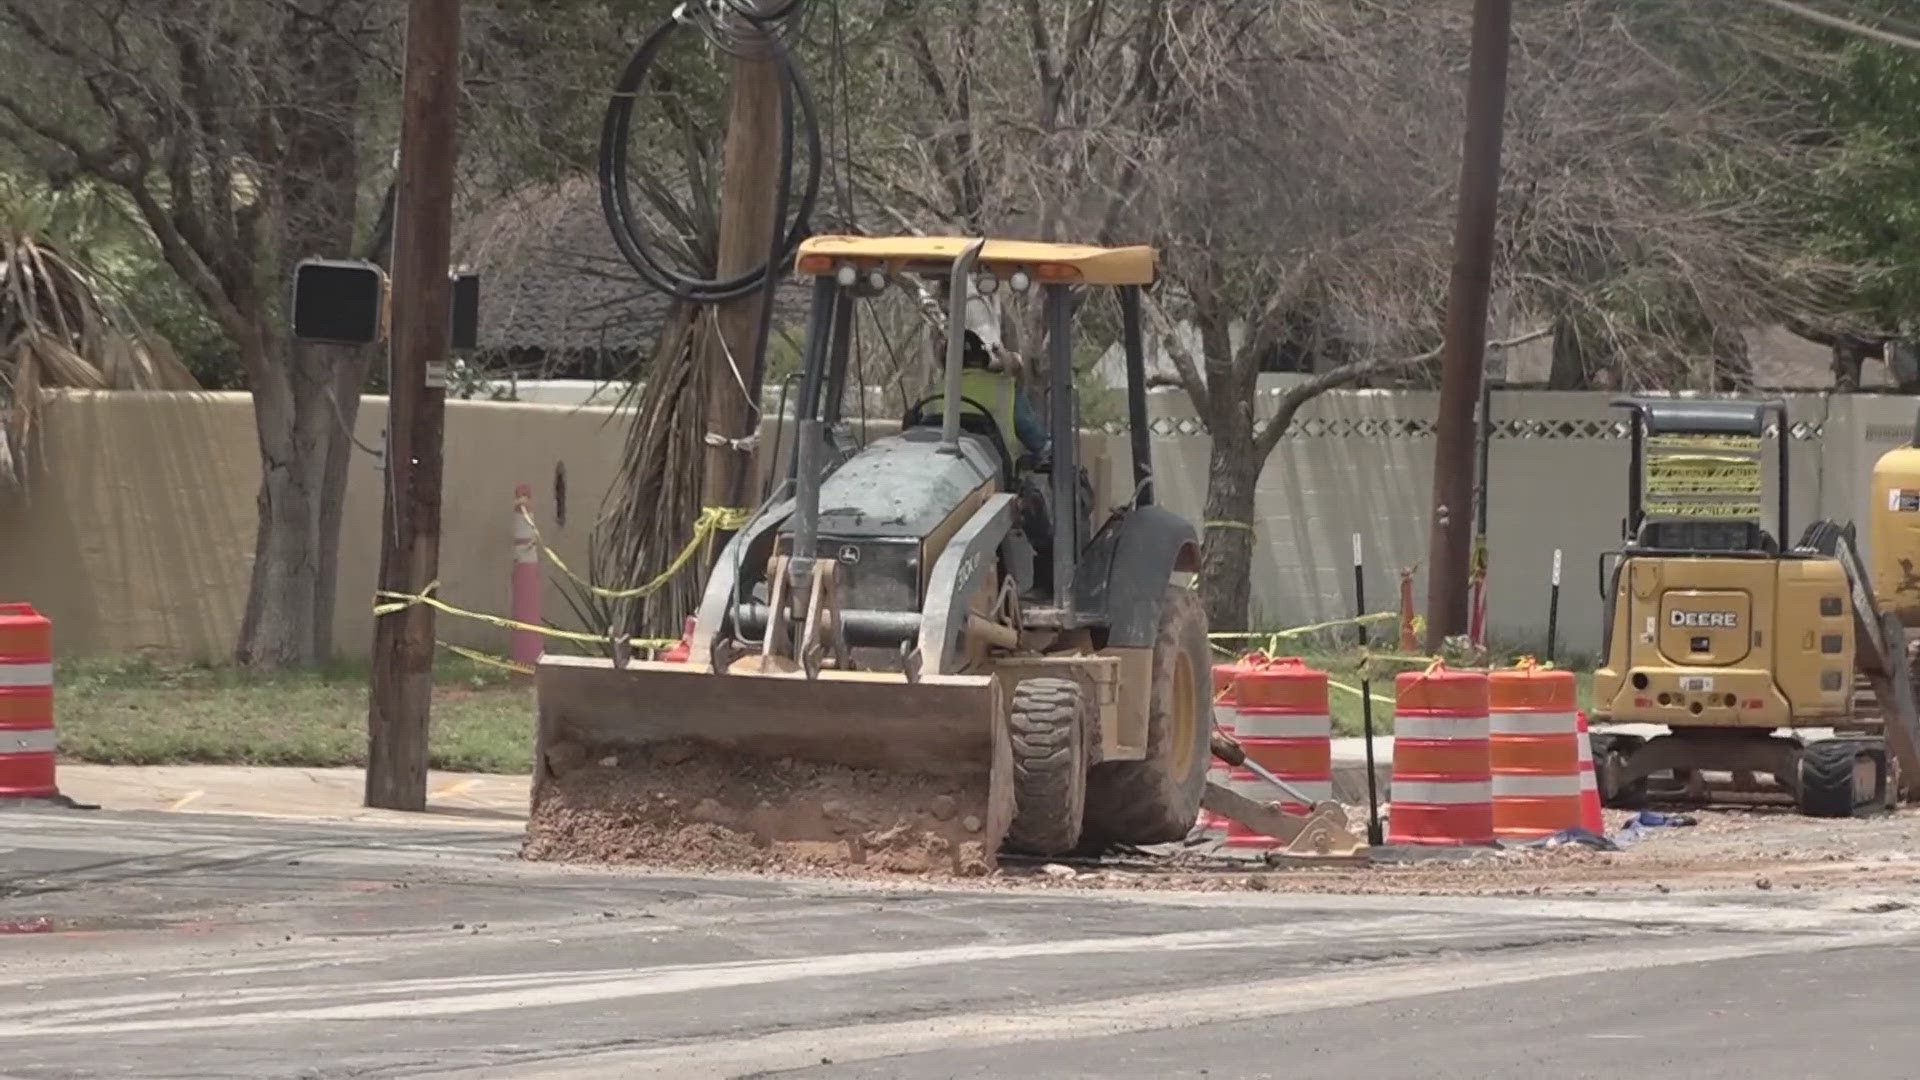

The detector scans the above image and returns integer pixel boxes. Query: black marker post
[1546,548,1561,664]
[1354,532,1384,846]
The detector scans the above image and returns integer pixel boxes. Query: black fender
[1072,506,1203,648]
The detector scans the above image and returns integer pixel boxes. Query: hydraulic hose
[596,9,822,304]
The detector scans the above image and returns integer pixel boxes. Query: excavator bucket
[528,656,1015,874]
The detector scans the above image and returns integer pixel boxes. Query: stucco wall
[1100,387,1911,658]
[2,388,1910,662]
[0,391,635,662]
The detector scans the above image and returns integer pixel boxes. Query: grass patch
[57,643,1601,771]
[55,655,534,774]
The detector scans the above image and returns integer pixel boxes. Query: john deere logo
[1671,610,1738,629]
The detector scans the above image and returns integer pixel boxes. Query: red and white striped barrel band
[1230,708,1329,739]
[1387,778,1493,805]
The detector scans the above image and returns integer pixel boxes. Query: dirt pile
[522,739,994,878]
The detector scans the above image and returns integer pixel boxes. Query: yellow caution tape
[1209,612,1400,659]
[1206,611,1397,643]
[1648,455,1761,468]
[1646,434,1760,451]
[374,580,682,653]
[438,642,535,676]
[1645,438,1763,516]
[525,505,753,601]
[1646,502,1764,519]
[1357,649,1448,666]
[1326,677,1396,707]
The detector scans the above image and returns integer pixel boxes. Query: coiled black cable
[694,0,813,54]
[596,7,822,304]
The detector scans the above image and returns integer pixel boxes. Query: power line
[1758,0,1920,52]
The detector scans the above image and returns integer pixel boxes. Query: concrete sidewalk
[51,763,529,827]
[1331,737,1394,803]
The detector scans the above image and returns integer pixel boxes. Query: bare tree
[854,1,1460,629]
[848,0,1868,630]
[1501,0,1850,393]
[0,1,394,667]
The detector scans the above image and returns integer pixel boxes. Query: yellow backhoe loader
[531,236,1219,861]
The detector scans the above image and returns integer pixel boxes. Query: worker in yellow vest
[934,330,1050,468]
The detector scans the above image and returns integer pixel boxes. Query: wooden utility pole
[367,0,459,811]
[703,35,786,513]
[1424,0,1511,653]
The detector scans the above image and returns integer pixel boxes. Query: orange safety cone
[1574,709,1605,834]
[659,616,697,664]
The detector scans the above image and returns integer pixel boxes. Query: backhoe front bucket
[526,655,1014,874]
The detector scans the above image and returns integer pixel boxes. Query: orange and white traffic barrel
[1226,657,1332,848]
[1201,656,1259,838]
[1575,710,1604,833]
[1489,663,1581,839]
[1387,663,1492,845]
[0,604,56,800]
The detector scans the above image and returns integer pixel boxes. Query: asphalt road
[3,806,1918,1079]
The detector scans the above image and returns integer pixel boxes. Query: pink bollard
[511,484,543,668]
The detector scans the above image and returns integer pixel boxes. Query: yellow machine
[1590,399,1920,816]
[532,236,1219,860]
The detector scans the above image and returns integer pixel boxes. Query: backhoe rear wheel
[1082,586,1212,846]
[1004,677,1088,856]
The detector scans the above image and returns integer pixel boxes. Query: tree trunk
[1199,430,1258,632]
[234,14,364,669]
[1832,338,1868,392]
[1710,326,1751,392]
[1194,308,1259,633]
[1546,314,1588,389]
[235,336,332,669]
[312,348,373,659]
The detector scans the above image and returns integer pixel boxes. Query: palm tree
[0,177,198,489]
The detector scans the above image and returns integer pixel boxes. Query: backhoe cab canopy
[1616,399,1778,438]
[1613,397,1789,555]
[795,235,1157,286]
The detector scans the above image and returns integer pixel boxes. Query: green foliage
[122,274,244,389]
[0,171,242,389]
[1805,39,1920,329]
[1072,338,1125,428]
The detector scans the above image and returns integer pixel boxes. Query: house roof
[455,177,810,354]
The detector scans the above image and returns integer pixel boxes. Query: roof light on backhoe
[975,271,999,296]
[1009,269,1032,293]
[835,262,858,287]
[1034,262,1080,283]
[798,253,833,274]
